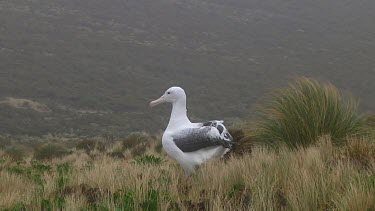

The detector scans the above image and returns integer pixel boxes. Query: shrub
[226,128,254,156]
[366,114,375,129]
[4,145,28,160]
[256,77,367,148]
[34,143,71,160]
[122,132,149,149]
[0,136,11,149]
[130,144,148,157]
[122,132,151,156]
[108,151,125,159]
[76,140,106,154]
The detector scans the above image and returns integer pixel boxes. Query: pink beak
[149,96,165,107]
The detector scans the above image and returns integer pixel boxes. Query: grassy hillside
[0,135,374,210]
[1,0,375,136]
[1,77,374,210]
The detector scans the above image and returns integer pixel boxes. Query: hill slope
[0,0,374,136]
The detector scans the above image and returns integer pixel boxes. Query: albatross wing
[172,121,233,152]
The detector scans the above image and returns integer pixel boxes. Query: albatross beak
[149,96,165,107]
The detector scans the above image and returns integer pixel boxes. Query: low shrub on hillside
[366,114,375,129]
[108,152,125,159]
[34,144,71,160]
[130,145,148,157]
[0,136,12,149]
[226,128,255,156]
[4,145,28,160]
[76,140,106,154]
[256,77,367,148]
[122,132,151,156]
[122,132,149,149]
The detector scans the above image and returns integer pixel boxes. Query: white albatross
[149,86,233,175]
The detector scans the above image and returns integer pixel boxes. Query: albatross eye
[167,92,171,94]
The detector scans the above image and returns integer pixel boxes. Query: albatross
[149,86,233,175]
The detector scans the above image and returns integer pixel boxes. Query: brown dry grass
[0,172,36,208]
[0,135,374,210]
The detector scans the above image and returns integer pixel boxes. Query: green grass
[132,155,165,166]
[256,77,367,148]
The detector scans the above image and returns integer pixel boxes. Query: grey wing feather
[200,120,233,141]
[172,122,233,152]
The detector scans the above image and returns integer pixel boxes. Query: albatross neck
[167,98,191,130]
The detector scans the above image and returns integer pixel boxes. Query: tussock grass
[256,77,367,148]
[0,171,36,208]
[0,136,373,210]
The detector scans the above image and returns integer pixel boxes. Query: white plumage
[150,87,233,175]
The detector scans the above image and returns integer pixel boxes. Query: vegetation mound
[256,77,367,148]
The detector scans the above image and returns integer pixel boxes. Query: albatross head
[149,87,186,107]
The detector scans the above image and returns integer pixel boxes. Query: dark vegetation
[132,155,165,166]
[34,143,71,160]
[0,0,374,137]
[76,140,106,154]
[122,132,151,156]
[3,145,28,161]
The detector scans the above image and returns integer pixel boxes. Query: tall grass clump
[256,77,366,148]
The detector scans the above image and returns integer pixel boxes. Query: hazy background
[0,0,374,137]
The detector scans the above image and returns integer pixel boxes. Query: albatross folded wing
[172,126,232,152]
